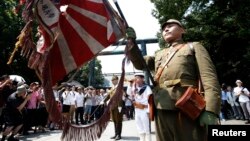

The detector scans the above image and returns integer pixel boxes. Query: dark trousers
[91,105,97,120]
[95,105,104,120]
[75,107,84,124]
[125,105,134,119]
[111,108,123,136]
[23,109,35,133]
[155,109,206,141]
[99,105,105,118]
[231,105,244,118]
[221,100,231,119]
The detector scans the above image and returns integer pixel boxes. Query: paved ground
[3,118,246,141]
[13,119,154,141]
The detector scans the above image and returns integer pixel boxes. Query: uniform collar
[168,39,184,47]
[113,84,118,88]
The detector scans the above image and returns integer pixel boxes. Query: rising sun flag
[8,0,127,140]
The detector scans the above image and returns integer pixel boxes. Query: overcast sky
[99,0,160,74]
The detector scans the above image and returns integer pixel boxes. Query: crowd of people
[0,75,48,141]
[0,74,139,141]
[220,80,250,124]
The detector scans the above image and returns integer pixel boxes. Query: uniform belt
[159,79,198,87]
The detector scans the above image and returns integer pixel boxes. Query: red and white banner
[35,0,125,85]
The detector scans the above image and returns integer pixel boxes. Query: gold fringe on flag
[7,20,33,65]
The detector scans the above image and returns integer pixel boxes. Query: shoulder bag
[175,43,206,120]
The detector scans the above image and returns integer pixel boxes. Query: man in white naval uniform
[127,73,152,141]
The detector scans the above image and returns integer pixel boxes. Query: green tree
[73,58,104,88]
[0,0,38,83]
[150,0,250,86]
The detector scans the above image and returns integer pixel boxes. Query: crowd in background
[0,74,136,140]
[220,80,250,124]
[4,73,250,140]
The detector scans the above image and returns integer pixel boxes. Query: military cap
[134,72,145,78]
[161,19,183,30]
[111,75,119,81]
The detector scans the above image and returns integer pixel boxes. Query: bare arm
[17,95,31,111]
[0,79,12,89]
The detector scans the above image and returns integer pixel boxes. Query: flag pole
[113,0,128,27]
[113,0,156,132]
[112,0,157,87]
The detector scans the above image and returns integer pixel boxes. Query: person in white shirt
[98,89,106,116]
[226,85,244,120]
[74,86,85,125]
[62,86,71,121]
[233,80,250,124]
[127,73,152,141]
[69,86,76,123]
[95,89,105,120]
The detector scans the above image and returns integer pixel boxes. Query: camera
[27,90,33,95]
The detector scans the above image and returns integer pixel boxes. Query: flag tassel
[7,20,34,64]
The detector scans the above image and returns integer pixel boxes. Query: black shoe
[110,135,117,139]
[115,135,121,140]
[245,120,250,124]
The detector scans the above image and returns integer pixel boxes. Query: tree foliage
[0,0,38,83]
[150,0,250,86]
[73,59,104,88]
[0,2,104,87]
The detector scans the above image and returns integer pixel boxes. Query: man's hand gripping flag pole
[113,0,157,87]
[113,0,156,123]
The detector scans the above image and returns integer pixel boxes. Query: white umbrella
[68,80,83,87]
[9,75,26,83]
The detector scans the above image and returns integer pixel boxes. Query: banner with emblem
[8,0,126,140]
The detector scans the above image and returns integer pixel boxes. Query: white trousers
[139,133,152,141]
[135,109,150,134]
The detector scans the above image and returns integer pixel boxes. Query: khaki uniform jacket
[128,41,221,115]
[105,85,124,108]
[105,85,124,122]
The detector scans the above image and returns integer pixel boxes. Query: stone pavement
[1,119,247,141]
[13,119,156,141]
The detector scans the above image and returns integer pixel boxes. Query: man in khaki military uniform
[126,19,221,141]
[104,75,123,140]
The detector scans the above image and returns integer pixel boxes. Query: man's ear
[180,27,186,34]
